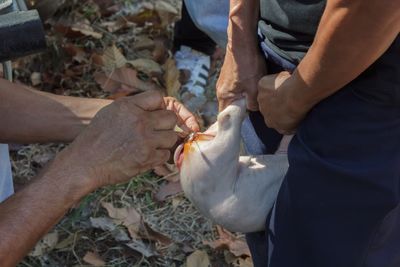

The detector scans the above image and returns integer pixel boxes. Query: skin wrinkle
[0,90,199,265]
[257,0,400,133]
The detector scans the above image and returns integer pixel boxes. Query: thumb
[245,90,259,111]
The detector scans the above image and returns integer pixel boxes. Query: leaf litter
[10,0,252,266]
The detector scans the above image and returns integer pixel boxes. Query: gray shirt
[0,144,13,203]
[259,0,327,64]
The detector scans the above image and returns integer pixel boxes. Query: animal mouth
[174,143,185,169]
[173,132,216,169]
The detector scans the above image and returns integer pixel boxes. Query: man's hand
[63,91,179,189]
[257,72,309,134]
[164,96,200,134]
[217,48,267,111]
[0,91,192,267]
[216,0,266,111]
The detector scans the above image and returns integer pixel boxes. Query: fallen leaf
[163,58,181,97]
[30,231,59,257]
[152,38,169,63]
[186,250,211,267]
[154,0,179,27]
[83,251,106,266]
[134,36,155,51]
[99,45,128,72]
[101,202,141,239]
[101,18,130,33]
[63,43,87,63]
[141,222,172,245]
[31,72,42,86]
[155,181,182,202]
[90,217,130,242]
[54,18,103,40]
[204,226,251,257]
[54,234,76,250]
[93,0,121,16]
[101,202,172,245]
[126,240,158,258]
[71,19,103,39]
[128,58,163,77]
[94,67,160,94]
[124,8,159,27]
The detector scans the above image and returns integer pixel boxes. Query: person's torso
[259,0,326,64]
[259,0,400,106]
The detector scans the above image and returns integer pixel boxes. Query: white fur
[179,100,289,233]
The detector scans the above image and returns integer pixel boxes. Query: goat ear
[216,99,246,134]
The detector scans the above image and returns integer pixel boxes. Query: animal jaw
[176,99,289,233]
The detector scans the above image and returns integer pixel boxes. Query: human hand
[216,47,267,111]
[63,91,178,189]
[257,72,309,134]
[164,96,200,135]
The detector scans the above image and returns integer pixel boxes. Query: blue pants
[248,36,400,267]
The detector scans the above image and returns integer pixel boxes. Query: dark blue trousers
[248,36,400,267]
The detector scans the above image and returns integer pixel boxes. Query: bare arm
[217,0,266,111]
[0,78,112,143]
[258,0,400,133]
[0,91,179,266]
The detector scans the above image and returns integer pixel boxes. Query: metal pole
[2,61,12,81]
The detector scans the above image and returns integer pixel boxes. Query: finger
[150,110,178,130]
[245,91,259,111]
[129,90,165,111]
[218,95,244,112]
[164,97,200,132]
[152,131,179,149]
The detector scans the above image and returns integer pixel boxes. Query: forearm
[227,0,260,51]
[0,78,112,143]
[0,151,94,266]
[289,0,400,110]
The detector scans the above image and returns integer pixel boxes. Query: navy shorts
[248,36,400,267]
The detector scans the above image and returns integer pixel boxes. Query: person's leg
[269,38,400,267]
[183,0,229,48]
[174,1,216,56]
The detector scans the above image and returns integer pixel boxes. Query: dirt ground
[7,0,253,266]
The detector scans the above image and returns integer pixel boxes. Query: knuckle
[134,144,153,166]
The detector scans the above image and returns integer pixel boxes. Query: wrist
[48,147,98,202]
[283,72,315,117]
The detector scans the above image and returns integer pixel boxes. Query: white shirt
[0,144,13,202]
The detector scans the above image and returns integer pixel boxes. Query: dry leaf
[101,18,129,33]
[128,58,163,77]
[155,181,182,202]
[92,0,121,16]
[63,43,87,63]
[90,217,130,242]
[163,58,181,97]
[71,19,103,39]
[100,45,128,72]
[83,251,106,266]
[204,226,251,257]
[141,223,172,245]
[101,202,172,245]
[126,240,158,258]
[31,72,42,86]
[54,234,76,250]
[154,0,179,27]
[101,202,142,239]
[186,250,211,267]
[30,231,59,257]
[134,36,155,50]
[94,67,160,94]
